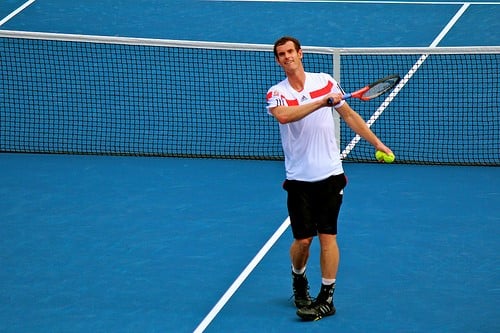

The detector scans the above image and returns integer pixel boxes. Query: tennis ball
[383,152,395,163]
[375,150,395,163]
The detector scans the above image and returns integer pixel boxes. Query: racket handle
[327,94,349,106]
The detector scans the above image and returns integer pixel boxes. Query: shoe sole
[296,308,336,321]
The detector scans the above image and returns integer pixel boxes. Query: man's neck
[287,70,306,92]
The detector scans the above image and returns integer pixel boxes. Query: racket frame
[328,74,401,104]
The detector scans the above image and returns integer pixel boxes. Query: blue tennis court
[1,1,499,332]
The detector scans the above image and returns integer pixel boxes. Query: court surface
[1,1,499,332]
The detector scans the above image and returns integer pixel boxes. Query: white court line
[193,217,290,333]
[0,0,36,27]
[340,2,471,159]
[429,2,471,47]
[209,0,499,5]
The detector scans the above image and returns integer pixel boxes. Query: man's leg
[318,233,339,280]
[290,237,312,271]
[290,237,313,308]
[296,233,337,320]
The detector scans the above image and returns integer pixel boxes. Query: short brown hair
[273,36,301,58]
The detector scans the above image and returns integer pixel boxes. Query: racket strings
[365,77,400,98]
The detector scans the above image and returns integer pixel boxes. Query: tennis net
[1,30,499,165]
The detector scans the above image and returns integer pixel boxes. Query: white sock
[292,265,306,275]
[322,278,336,286]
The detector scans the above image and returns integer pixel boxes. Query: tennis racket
[327,74,401,105]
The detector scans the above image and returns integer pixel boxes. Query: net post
[333,49,341,83]
[332,50,341,152]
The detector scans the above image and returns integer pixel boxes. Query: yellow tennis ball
[384,152,395,163]
[375,150,395,163]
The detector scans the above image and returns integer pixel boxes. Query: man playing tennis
[266,36,393,321]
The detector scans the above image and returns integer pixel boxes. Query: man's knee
[294,237,313,249]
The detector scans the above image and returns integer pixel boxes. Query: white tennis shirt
[266,72,345,182]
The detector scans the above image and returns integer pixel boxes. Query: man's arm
[269,96,340,124]
[336,102,393,154]
[269,99,325,124]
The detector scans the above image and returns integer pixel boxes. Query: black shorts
[283,173,347,239]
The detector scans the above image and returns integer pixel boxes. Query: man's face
[275,41,303,72]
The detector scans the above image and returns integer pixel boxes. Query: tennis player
[266,36,393,321]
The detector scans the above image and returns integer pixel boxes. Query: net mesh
[1,31,499,165]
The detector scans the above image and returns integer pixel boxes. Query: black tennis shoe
[292,271,312,308]
[296,284,336,321]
